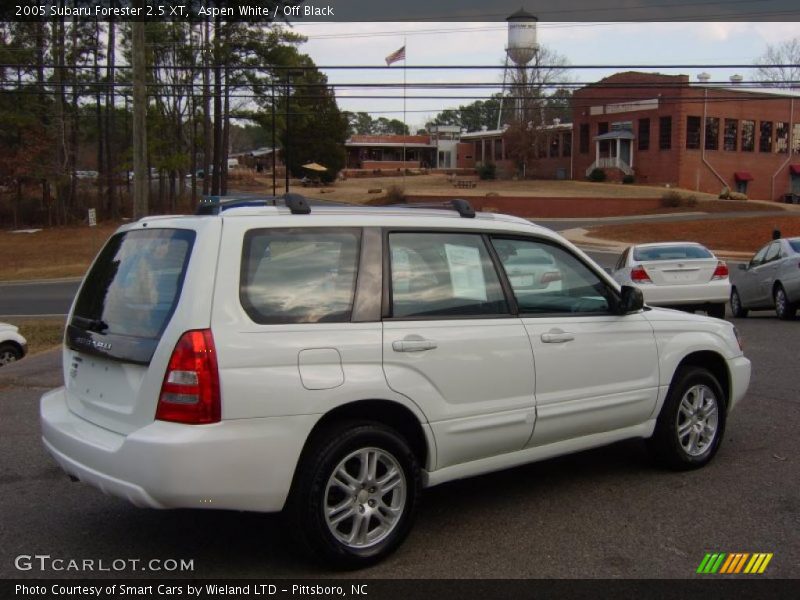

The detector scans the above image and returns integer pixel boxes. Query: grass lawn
[0,223,117,281]
[586,215,800,254]
[4,318,65,356]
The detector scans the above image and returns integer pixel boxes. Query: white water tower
[506,8,538,67]
[497,9,539,129]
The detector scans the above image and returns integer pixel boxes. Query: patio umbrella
[301,162,327,172]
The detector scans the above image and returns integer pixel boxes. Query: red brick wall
[404,195,663,218]
[361,160,421,170]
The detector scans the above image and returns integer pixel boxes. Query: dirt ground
[587,215,800,254]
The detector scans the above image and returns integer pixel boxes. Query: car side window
[240,228,360,324]
[764,242,781,264]
[388,232,508,318]
[750,245,769,268]
[491,237,612,315]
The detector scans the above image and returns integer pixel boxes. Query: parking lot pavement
[1,315,798,579]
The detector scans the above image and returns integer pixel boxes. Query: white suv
[41,197,751,567]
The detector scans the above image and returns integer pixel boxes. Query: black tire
[0,343,22,367]
[707,303,726,319]
[774,284,797,320]
[729,287,748,318]
[647,366,727,470]
[287,420,421,568]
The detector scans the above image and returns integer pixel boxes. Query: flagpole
[403,37,407,187]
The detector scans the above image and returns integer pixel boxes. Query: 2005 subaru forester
[41,196,751,567]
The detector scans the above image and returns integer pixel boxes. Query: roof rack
[196,195,477,218]
[196,193,313,215]
[394,198,476,218]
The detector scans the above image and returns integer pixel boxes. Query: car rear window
[788,240,800,253]
[71,229,195,339]
[633,245,713,261]
[240,228,360,324]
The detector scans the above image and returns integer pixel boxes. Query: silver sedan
[730,237,800,320]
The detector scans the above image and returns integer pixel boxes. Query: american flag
[385,46,406,66]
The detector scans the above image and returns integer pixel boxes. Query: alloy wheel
[676,384,719,457]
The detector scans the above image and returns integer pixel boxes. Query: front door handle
[541,330,575,344]
[392,338,438,352]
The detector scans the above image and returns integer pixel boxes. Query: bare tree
[754,38,800,89]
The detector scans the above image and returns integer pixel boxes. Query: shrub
[588,168,606,182]
[477,163,497,180]
[661,191,698,208]
[622,174,635,184]
[385,184,405,204]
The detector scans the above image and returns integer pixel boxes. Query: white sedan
[612,242,730,319]
[0,322,28,366]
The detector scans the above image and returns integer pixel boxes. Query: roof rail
[396,198,476,218]
[196,195,277,215]
[283,193,311,215]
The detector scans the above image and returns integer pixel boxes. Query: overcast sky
[288,21,799,130]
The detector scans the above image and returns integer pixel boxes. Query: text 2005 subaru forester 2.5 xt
[41,197,750,567]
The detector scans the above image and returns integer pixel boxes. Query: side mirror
[617,285,644,314]
[737,263,747,271]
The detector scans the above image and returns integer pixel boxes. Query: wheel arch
[0,340,24,357]
[672,351,730,409]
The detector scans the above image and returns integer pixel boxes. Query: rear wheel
[707,303,726,319]
[288,420,420,568]
[0,343,22,366]
[774,284,797,320]
[730,288,748,318]
[647,366,726,470]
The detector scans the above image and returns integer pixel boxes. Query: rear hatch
[64,220,219,434]
[633,245,718,286]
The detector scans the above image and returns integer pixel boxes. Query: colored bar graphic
[697,552,772,575]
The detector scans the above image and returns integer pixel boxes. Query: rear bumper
[727,355,751,412]
[638,281,731,307]
[40,387,319,512]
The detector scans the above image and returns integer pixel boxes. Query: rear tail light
[630,265,652,283]
[712,261,729,280]
[540,270,562,285]
[156,329,221,424]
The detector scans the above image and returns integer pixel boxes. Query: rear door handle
[392,339,438,352]
[541,330,575,344]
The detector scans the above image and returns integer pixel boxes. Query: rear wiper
[73,316,109,333]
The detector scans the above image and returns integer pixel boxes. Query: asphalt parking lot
[0,312,797,580]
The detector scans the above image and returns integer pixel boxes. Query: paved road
[0,279,80,318]
[535,210,787,233]
[0,311,797,579]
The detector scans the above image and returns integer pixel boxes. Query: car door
[381,230,536,470]
[490,236,660,448]
[752,242,782,306]
[736,244,770,308]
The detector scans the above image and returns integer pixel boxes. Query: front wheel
[0,343,22,367]
[730,288,748,318]
[647,366,726,470]
[774,284,797,320]
[288,421,421,568]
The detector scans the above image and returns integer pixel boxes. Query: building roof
[345,142,435,148]
[594,130,635,141]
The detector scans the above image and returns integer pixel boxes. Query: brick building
[571,72,800,201]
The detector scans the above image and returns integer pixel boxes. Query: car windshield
[633,245,713,261]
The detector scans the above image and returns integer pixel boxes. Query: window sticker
[444,243,487,301]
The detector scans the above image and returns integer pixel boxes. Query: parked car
[41,197,751,567]
[0,323,28,366]
[730,236,800,320]
[612,242,730,319]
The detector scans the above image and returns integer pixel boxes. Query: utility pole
[131,7,148,219]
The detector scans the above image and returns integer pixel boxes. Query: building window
[562,132,572,157]
[579,124,589,154]
[598,122,609,155]
[686,116,701,149]
[659,116,672,150]
[494,138,503,161]
[537,136,547,159]
[759,121,773,153]
[549,135,559,158]
[723,119,738,151]
[741,120,755,152]
[638,118,650,151]
[598,122,609,135]
[793,123,800,154]
[705,117,719,151]
[776,122,788,153]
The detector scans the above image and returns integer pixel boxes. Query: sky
[288,21,799,131]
